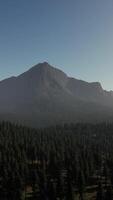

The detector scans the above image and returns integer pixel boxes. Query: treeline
[0,122,113,199]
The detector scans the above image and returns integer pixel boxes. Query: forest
[0,121,113,199]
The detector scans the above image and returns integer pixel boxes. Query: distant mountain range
[0,62,113,127]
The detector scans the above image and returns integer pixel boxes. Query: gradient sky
[0,0,113,90]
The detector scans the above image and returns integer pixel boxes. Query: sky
[0,0,113,90]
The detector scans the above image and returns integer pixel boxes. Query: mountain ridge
[0,62,104,90]
[0,62,113,127]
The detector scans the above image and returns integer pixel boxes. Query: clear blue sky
[0,0,113,90]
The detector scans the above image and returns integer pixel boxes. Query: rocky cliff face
[0,62,113,127]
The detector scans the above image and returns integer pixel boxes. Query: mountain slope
[0,62,113,127]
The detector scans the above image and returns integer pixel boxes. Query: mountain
[0,62,113,127]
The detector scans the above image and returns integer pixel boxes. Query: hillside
[0,62,113,127]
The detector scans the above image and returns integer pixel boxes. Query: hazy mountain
[0,62,113,127]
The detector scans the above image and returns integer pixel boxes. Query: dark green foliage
[65,173,75,200]
[96,182,104,200]
[105,186,113,200]
[77,170,85,200]
[0,121,113,199]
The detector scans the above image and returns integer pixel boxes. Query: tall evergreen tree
[96,182,104,200]
[77,170,85,200]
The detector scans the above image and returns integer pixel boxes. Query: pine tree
[104,186,113,200]
[77,170,85,200]
[96,182,104,200]
[65,180,75,200]
[32,170,39,199]
[65,168,75,200]
[48,179,56,200]
[56,173,64,200]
